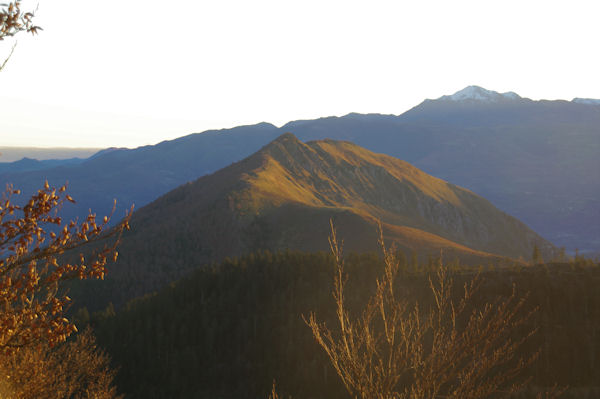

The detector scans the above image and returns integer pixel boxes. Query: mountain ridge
[2,86,598,252]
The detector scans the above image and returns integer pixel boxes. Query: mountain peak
[261,132,304,154]
[272,132,300,143]
[439,86,521,102]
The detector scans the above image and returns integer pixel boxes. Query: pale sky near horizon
[1,0,599,149]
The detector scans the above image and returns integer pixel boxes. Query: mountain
[282,88,600,253]
[0,147,101,163]
[2,86,598,253]
[392,88,600,253]
[0,157,87,174]
[74,134,555,311]
[0,123,281,223]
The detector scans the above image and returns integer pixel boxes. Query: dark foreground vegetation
[88,250,600,398]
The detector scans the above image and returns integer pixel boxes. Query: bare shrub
[305,222,548,399]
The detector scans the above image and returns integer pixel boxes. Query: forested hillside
[90,251,600,399]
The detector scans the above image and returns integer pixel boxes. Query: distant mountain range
[2,86,598,253]
[0,147,101,163]
[0,157,86,174]
[72,133,555,310]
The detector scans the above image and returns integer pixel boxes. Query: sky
[1,0,599,149]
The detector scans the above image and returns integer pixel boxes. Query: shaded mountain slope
[75,134,555,310]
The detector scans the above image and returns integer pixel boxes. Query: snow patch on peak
[439,86,522,102]
[572,98,600,105]
[450,86,496,101]
[502,91,520,99]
